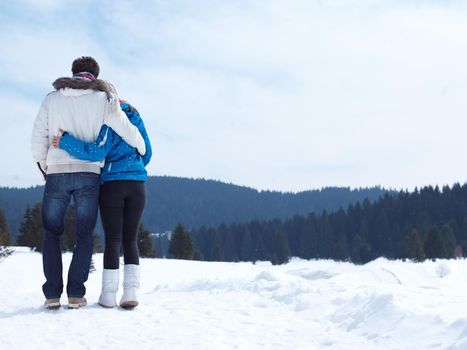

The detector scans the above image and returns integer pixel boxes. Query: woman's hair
[71,56,100,78]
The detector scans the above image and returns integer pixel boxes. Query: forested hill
[188,183,467,264]
[0,176,387,239]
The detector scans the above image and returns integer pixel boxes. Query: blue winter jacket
[59,102,152,184]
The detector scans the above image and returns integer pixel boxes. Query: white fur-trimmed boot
[120,264,140,309]
[98,269,120,308]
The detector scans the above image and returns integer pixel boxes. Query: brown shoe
[68,297,87,309]
[44,298,61,310]
[120,300,139,310]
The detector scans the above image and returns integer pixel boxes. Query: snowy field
[1,248,467,350]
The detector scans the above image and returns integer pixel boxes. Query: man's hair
[71,56,100,78]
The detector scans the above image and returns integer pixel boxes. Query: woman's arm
[55,125,114,162]
[136,119,152,166]
[123,103,152,166]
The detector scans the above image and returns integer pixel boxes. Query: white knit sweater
[31,87,146,175]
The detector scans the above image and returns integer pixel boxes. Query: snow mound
[149,268,314,312]
[2,250,467,349]
[332,292,405,331]
[288,268,337,280]
[254,270,279,282]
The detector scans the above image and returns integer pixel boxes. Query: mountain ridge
[0,176,389,239]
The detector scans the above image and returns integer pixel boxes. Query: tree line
[5,183,467,265]
[186,183,467,264]
[0,200,203,264]
[1,202,160,263]
[0,178,386,241]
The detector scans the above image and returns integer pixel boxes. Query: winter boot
[44,298,61,310]
[98,269,120,308]
[67,297,87,309]
[120,264,140,309]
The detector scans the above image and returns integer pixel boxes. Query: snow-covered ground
[1,248,467,350]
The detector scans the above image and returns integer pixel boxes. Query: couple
[30,56,152,310]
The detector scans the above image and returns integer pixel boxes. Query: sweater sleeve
[103,96,146,155]
[59,125,113,162]
[31,97,50,173]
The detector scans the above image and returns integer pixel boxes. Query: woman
[53,96,152,309]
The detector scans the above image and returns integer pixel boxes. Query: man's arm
[58,125,113,162]
[103,97,146,155]
[31,98,50,179]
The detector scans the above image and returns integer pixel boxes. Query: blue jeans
[42,172,99,299]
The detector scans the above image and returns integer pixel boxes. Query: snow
[1,248,467,349]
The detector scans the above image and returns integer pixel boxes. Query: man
[31,56,146,309]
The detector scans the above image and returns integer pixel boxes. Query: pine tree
[334,242,348,261]
[0,245,12,262]
[350,235,360,263]
[152,236,164,258]
[0,208,12,261]
[272,227,291,265]
[405,229,425,262]
[424,226,446,260]
[88,233,101,274]
[138,223,155,258]
[168,224,193,260]
[89,258,96,273]
[212,243,224,261]
[359,244,373,264]
[222,230,238,261]
[17,203,43,252]
[350,233,373,264]
[299,214,318,259]
[373,208,393,257]
[441,224,456,259]
[192,245,204,261]
[318,214,335,258]
[93,233,103,253]
[0,208,10,246]
[454,245,463,258]
[239,230,253,261]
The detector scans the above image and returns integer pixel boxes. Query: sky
[1,0,467,192]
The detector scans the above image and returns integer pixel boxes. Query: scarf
[72,72,96,80]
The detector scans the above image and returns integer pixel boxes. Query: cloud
[1,0,467,190]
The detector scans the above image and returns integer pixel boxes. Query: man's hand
[52,129,65,148]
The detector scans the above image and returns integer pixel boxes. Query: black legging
[99,180,146,269]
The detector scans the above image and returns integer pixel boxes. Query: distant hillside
[0,176,388,240]
[187,183,467,264]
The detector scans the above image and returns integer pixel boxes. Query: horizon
[0,174,465,195]
[2,1,467,191]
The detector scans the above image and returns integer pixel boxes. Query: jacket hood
[52,77,116,98]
